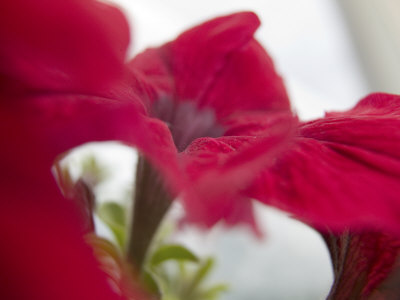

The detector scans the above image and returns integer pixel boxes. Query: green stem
[126,156,173,272]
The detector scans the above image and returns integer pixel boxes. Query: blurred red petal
[249,93,400,234]
[0,94,178,229]
[0,0,130,95]
[0,201,134,300]
[181,112,296,228]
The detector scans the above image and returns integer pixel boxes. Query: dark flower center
[127,98,224,271]
[151,97,224,152]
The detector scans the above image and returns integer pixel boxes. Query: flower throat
[127,98,223,271]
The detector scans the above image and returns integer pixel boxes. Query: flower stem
[126,156,173,271]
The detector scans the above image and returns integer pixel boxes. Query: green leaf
[179,258,216,299]
[80,155,109,186]
[162,295,180,300]
[142,269,162,296]
[190,258,214,289]
[97,202,126,248]
[198,284,229,300]
[150,244,199,267]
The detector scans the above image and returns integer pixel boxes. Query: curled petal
[181,112,296,229]
[0,94,178,229]
[128,12,293,229]
[249,93,400,234]
[131,12,261,104]
[130,11,289,117]
[199,39,290,118]
[302,93,400,160]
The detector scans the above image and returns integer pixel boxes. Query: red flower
[248,93,400,234]
[128,12,295,230]
[0,0,176,230]
[0,0,159,297]
[3,0,399,296]
[247,93,400,297]
[130,14,400,294]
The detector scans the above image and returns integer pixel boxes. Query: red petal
[302,93,400,160]
[249,93,400,234]
[128,48,174,102]
[166,12,261,102]
[0,200,147,300]
[0,0,130,95]
[130,11,289,115]
[180,112,295,229]
[0,94,179,228]
[128,12,292,229]
[200,39,290,119]
[323,231,400,299]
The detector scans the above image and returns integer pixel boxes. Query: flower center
[127,98,223,271]
[152,97,224,152]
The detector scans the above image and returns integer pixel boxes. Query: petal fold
[249,93,400,234]
[128,12,293,229]
[131,12,260,102]
[130,11,289,116]
[323,231,400,299]
[0,94,178,229]
[200,39,290,118]
[180,112,296,229]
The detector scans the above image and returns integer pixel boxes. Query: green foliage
[97,202,127,248]
[145,244,228,300]
[95,199,227,300]
[65,150,226,299]
[142,269,162,296]
[79,155,109,187]
[150,244,199,267]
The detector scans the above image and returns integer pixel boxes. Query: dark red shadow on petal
[0,93,179,231]
[0,201,132,300]
[0,0,130,96]
[323,230,400,300]
[180,112,296,231]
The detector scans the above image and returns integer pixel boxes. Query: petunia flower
[0,2,170,296]
[1,0,294,280]
[125,12,296,267]
[248,93,400,235]
[0,0,177,232]
[0,0,164,297]
[246,93,400,298]
[130,12,400,293]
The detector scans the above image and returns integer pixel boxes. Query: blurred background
[83,0,400,299]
